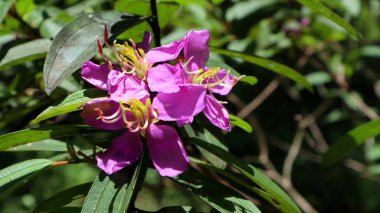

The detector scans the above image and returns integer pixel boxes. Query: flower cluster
[80,30,239,177]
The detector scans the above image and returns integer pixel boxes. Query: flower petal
[184,30,210,70]
[152,84,206,121]
[146,39,184,65]
[147,63,180,93]
[203,95,231,131]
[96,131,143,175]
[208,69,235,95]
[176,117,193,127]
[136,31,152,53]
[81,61,110,90]
[107,70,150,102]
[80,98,125,130]
[146,124,189,176]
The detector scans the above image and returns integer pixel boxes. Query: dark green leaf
[0,39,51,69]
[5,139,69,152]
[43,11,145,95]
[172,171,260,213]
[322,119,380,167]
[190,138,301,213]
[229,114,253,133]
[211,48,312,91]
[32,182,92,213]
[0,0,15,24]
[81,171,133,213]
[0,125,97,151]
[0,159,53,199]
[31,89,107,124]
[47,207,81,213]
[297,0,361,40]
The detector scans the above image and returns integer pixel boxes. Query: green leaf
[5,139,69,152]
[239,76,258,86]
[32,182,92,213]
[81,171,132,213]
[31,89,107,124]
[0,39,52,69]
[211,48,312,91]
[190,138,301,213]
[297,0,361,40]
[322,119,380,167]
[0,0,15,24]
[0,125,97,151]
[229,114,253,133]
[47,207,81,213]
[43,11,145,95]
[172,171,261,213]
[0,159,53,199]
[184,126,227,169]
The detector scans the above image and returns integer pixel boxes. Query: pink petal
[146,39,184,65]
[107,70,150,102]
[96,131,143,175]
[146,124,189,176]
[208,69,235,95]
[147,63,180,93]
[203,95,231,131]
[80,98,125,130]
[151,84,206,121]
[184,30,210,70]
[136,31,152,53]
[176,117,193,127]
[81,61,110,90]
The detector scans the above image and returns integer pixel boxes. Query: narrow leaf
[0,39,51,69]
[32,182,92,213]
[322,119,380,167]
[211,48,312,91]
[81,171,133,213]
[240,76,258,86]
[31,89,107,124]
[190,138,301,213]
[229,114,253,133]
[297,0,361,40]
[172,171,260,213]
[0,0,15,24]
[0,125,97,151]
[6,139,70,152]
[43,11,145,95]
[0,159,53,199]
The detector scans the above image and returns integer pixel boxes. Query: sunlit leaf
[5,139,70,152]
[211,48,312,91]
[297,0,361,40]
[0,39,51,69]
[190,138,301,213]
[0,159,53,200]
[322,119,380,167]
[0,125,97,151]
[229,114,253,133]
[0,0,15,24]
[172,171,260,213]
[31,89,107,124]
[32,182,92,213]
[43,11,145,95]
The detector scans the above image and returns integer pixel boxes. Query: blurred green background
[1,0,380,212]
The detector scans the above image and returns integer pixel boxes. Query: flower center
[115,41,149,79]
[120,99,158,132]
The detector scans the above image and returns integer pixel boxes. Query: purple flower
[147,30,238,130]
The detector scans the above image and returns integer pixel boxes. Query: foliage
[1,0,380,212]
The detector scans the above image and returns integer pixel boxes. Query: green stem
[149,0,161,46]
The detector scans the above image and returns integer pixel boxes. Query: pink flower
[146,30,238,130]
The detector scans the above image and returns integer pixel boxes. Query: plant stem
[149,0,161,46]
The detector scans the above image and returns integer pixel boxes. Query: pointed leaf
[0,125,97,151]
[0,39,51,69]
[31,89,107,124]
[172,171,260,213]
[43,11,145,95]
[0,0,15,24]
[5,139,70,152]
[0,159,53,199]
[229,114,253,133]
[211,48,312,92]
[190,138,301,213]
[322,119,380,167]
[297,0,361,40]
[32,183,92,213]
